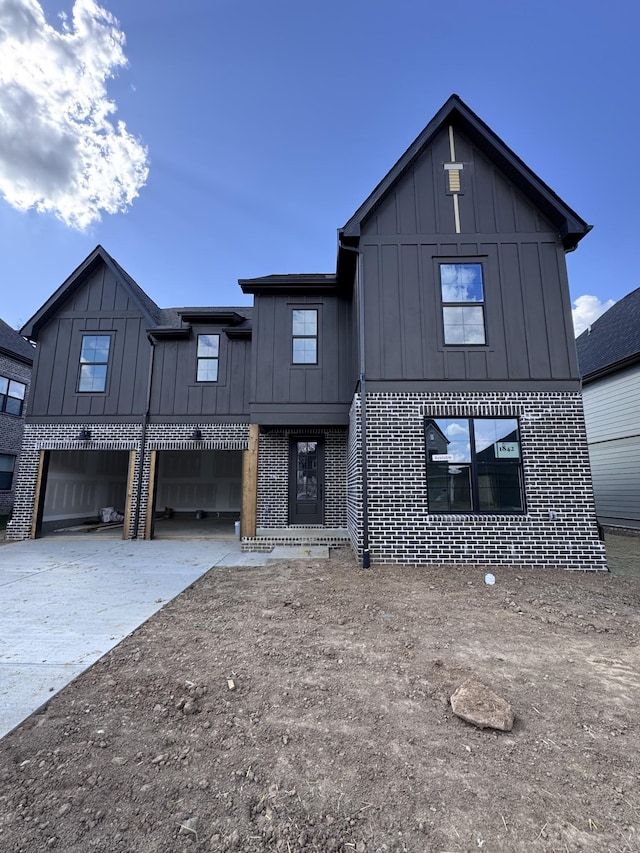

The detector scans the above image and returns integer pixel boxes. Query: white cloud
[0,0,148,229]
[572,294,615,337]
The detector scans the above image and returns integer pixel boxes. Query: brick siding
[350,391,606,570]
[256,428,348,530]
[0,355,31,516]
[6,422,249,541]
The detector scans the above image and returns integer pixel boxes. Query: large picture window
[197,334,220,381]
[292,309,318,364]
[0,376,26,416]
[78,335,111,392]
[440,263,486,345]
[425,417,523,513]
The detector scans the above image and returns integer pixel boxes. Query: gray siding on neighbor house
[582,364,640,528]
[359,126,578,386]
[150,329,251,420]
[27,266,152,420]
[249,292,355,423]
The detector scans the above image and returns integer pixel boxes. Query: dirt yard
[1,539,639,853]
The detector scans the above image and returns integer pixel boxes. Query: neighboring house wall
[581,363,640,530]
[0,330,33,517]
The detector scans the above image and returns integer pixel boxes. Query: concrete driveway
[0,536,280,739]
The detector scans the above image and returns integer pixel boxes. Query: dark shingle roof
[0,317,34,364]
[576,287,640,379]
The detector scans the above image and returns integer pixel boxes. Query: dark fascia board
[20,245,161,340]
[239,274,337,295]
[340,94,592,252]
[582,352,640,385]
[148,326,192,340]
[177,309,245,324]
[223,326,252,340]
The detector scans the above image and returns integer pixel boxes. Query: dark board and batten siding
[150,331,251,420]
[359,126,578,385]
[27,268,152,419]
[250,293,355,415]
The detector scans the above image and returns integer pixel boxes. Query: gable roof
[339,94,591,252]
[20,245,162,340]
[576,287,640,381]
[0,317,34,365]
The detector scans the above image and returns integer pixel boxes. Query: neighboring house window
[197,334,219,381]
[0,454,15,490]
[425,417,523,512]
[78,335,111,392]
[292,309,317,364]
[0,376,26,416]
[440,263,486,345]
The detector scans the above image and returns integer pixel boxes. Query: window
[0,454,15,490]
[425,417,523,512]
[440,263,486,345]
[197,334,219,381]
[0,376,26,416]
[78,335,111,392]
[292,309,317,364]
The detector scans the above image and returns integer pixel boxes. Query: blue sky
[1,0,638,335]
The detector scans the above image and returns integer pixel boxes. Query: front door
[289,436,324,525]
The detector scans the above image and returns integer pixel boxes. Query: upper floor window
[197,334,219,381]
[425,417,523,513]
[0,376,26,416]
[292,309,317,364]
[0,454,15,490]
[440,263,486,345]
[78,335,111,392]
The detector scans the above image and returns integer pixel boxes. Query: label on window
[495,442,519,458]
[432,453,454,461]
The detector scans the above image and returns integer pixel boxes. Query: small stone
[57,803,71,817]
[450,679,514,731]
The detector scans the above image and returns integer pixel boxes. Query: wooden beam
[241,424,259,537]
[30,450,47,539]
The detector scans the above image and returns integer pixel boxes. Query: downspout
[340,240,370,568]
[133,334,155,539]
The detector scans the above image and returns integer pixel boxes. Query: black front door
[289,437,324,524]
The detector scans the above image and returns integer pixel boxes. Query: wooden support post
[241,424,259,538]
[30,450,47,539]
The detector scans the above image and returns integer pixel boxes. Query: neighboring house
[8,95,606,569]
[576,287,640,531]
[0,317,34,518]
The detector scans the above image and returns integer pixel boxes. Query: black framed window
[425,417,524,513]
[0,375,26,416]
[196,334,220,381]
[78,335,111,392]
[292,309,317,364]
[0,453,15,490]
[440,263,486,345]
